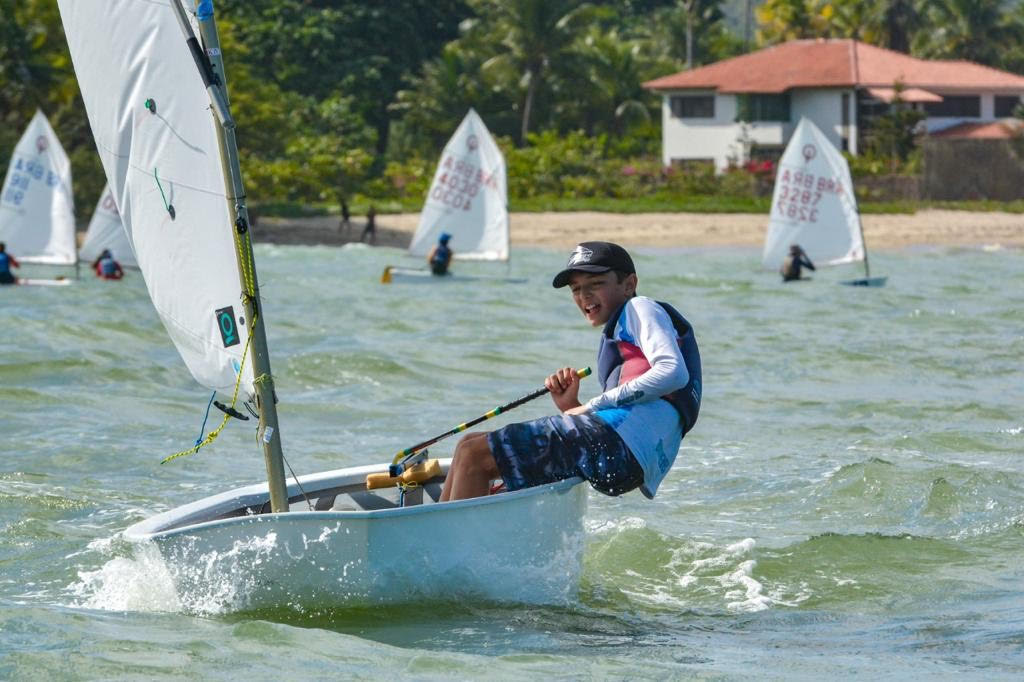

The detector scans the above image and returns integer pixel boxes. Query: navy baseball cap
[552,241,636,288]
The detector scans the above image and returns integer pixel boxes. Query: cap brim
[552,264,612,288]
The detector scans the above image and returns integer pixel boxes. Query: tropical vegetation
[3,0,1024,218]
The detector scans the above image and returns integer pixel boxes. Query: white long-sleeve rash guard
[585,296,689,411]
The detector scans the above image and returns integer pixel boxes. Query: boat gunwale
[125,471,585,541]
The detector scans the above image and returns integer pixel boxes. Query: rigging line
[239,230,257,298]
[152,167,175,219]
[161,330,254,464]
[195,392,217,446]
[281,451,313,511]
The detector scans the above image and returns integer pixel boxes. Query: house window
[995,95,1021,117]
[923,96,980,118]
[736,94,790,122]
[670,95,715,118]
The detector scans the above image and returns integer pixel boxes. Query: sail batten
[763,117,864,271]
[0,110,77,266]
[58,0,254,396]
[409,109,509,261]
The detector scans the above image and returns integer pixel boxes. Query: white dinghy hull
[381,265,526,285]
[840,276,888,287]
[14,277,72,287]
[125,459,587,609]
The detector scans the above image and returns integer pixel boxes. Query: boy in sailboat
[780,244,815,282]
[0,243,19,285]
[428,232,453,276]
[441,241,701,501]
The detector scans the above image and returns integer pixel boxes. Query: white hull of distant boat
[840,276,888,287]
[15,277,72,287]
[124,459,587,608]
[381,265,526,284]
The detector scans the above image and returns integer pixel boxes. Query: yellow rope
[234,217,257,301]
[162,209,263,465]
[161,323,255,464]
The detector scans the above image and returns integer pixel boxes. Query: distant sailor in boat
[441,241,701,502]
[0,243,19,285]
[780,244,815,282]
[92,249,124,280]
[428,232,454,276]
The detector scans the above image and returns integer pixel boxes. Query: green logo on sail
[216,306,239,347]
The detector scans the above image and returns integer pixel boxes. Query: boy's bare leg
[440,432,500,501]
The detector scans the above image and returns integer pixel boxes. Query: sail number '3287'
[774,169,846,224]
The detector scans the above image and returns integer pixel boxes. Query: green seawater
[1,243,1022,679]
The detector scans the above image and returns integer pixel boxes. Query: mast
[171,0,289,513]
[856,214,871,279]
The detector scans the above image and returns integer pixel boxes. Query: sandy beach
[256,209,1024,251]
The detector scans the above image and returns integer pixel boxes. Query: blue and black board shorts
[487,413,644,497]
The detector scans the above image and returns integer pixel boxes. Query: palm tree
[475,0,597,143]
[565,29,666,137]
[755,0,824,44]
[650,0,742,68]
[881,0,927,52]
[913,0,1020,66]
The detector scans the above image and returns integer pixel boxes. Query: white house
[643,39,1024,171]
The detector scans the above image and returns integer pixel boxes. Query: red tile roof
[930,120,1024,139]
[644,39,1024,94]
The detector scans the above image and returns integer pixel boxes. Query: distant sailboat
[763,117,886,287]
[0,110,76,286]
[79,185,137,270]
[59,0,584,609]
[382,108,523,283]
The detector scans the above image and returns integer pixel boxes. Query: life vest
[0,252,10,274]
[96,257,122,279]
[430,244,452,273]
[597,300,702,434]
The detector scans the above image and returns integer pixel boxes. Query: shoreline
[253,209,1024,250]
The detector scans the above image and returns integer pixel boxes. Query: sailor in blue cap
[428,232,454,276]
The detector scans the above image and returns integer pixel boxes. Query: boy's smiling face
[568,270,637,327]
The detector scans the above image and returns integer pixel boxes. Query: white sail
[79,185,137,268]
[58,0,254,396]
[763,117,864,270]
[409,109,509,261]
[0,110,77,265]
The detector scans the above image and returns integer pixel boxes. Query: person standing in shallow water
[339,199,351,234]
[441,241,702,502]
[361,205,377,245]
[780,244,815,282]
[0,242,20,285]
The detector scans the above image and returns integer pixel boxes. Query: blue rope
[195,392,217,447]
